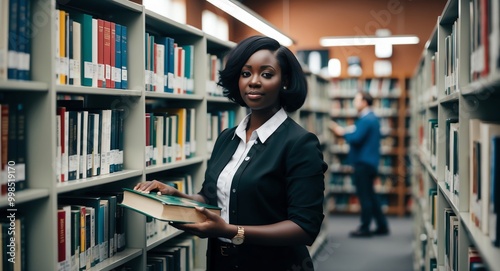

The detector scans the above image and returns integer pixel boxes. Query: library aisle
[314,214,414,271]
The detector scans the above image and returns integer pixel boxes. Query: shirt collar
[359,107,371,117]
[233,108,288,143]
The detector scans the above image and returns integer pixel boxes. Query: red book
[103,20,112,88]
[109,22,116,89]
[57,209,66,263]
[97,19,105,88]
[480,0,489,77]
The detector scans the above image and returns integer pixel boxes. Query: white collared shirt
[216,108,287,241]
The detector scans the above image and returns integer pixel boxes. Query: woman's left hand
[170,207,232,239]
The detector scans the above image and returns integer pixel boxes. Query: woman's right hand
[133,180,179,196]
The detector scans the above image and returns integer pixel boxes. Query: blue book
[68,17,74,85]
[491,136,500,247]
[114,24,122,89]
[121,25,127,89]
[182,45,194,94]
[17,0,29,80]
[7,0,18,79]
[165,37,175,93]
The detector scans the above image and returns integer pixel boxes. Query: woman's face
[238,49,282,111]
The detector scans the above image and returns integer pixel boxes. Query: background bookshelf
[410,0,500,270]
[298,70,333,257]
[326,76,411,217]
[0,0,331,269]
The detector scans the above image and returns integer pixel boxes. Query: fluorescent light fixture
[320,35,419,47]
[206,0,294,46]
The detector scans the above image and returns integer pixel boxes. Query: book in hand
[120,188,221,223]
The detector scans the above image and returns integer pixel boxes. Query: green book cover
[71,12,93,86]
[120,188,220,223]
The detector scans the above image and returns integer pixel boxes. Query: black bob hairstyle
[217,35,307,113]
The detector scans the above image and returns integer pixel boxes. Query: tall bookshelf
[411,0,500,270]
[0,0,330,269]
[298,70,333,257]
[326,76,410,217]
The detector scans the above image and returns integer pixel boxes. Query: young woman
[135,35,327,271]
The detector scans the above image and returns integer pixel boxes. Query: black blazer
[199,117,327,270]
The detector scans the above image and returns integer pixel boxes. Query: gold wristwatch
[231,226,245,245]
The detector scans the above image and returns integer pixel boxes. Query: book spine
[97,19,104,88]
[120,25,127,89]
[114,24,121,90]
[109,22,115,89]
[7,0,18,79]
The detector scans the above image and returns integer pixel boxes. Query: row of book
[55,9,128,89]
[109,236,195,271]
[444,208,488,271]
[329,78,401,98]
[330,152,397,169]
[469,0,498,82]
[328,194,391,214]
[57,191,126,271]
[144,33,193,94]
[56,100,125,183]
[0,215,26,271]
[469,119,500,247]
[0,0,31,81]
[329,138,398,154]
[330,118,398,136]
[206,110,237,154]
[0,103,26,196]
[330,98,399,117]
[205,54,224,96]
[330,174,397,194]
[443,20,458,96]
[145,174,193,242]
[145,108,196,167]
[444,118,459,202]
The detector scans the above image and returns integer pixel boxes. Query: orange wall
[189,0,447,78]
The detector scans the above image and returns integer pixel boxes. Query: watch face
[232,237,244,245]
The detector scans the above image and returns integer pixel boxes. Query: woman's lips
[246,91,263,99]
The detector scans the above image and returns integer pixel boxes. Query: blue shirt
[344,109,381,170]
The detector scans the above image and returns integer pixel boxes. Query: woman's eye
[262,72,273,79]
[241,71,251,77]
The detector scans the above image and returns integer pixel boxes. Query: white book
[155,115,164,165]
[0,0,8,79]
[100,110,111,175]
[479,121,500,234]
[55,9,60,84]
[76,111,82,179]
[92,113,100,176]
[155,43,165,92]
[62,111,69,182]
[72,21,81,86]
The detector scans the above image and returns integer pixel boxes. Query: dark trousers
[353,163,388,232]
